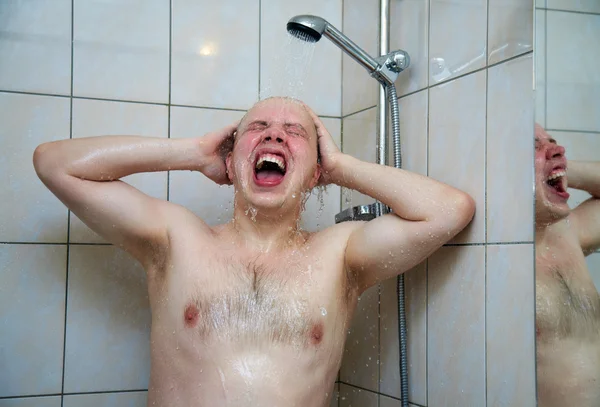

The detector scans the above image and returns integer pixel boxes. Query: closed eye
[285,124,307,138]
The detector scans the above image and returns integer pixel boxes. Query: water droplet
[320,307,327,316]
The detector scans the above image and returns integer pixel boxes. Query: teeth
[547,170,566,181]
[256,153,285,171]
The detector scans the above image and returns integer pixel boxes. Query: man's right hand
[197,122,239,185]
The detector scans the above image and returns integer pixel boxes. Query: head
[535,123,570,226]
[226,97,321,213]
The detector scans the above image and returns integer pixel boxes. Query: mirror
[534,2,600,407]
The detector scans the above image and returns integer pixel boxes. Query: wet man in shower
[534,124,600,407]
[33,97,474,407]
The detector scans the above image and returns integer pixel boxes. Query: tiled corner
[63,391,148,407]
[380,263,427,405]
[429,0,487,84]
[73,0,169,103]
[169,106,244,224]
[587,252,600,292]
[339,384,378,407]
[341,107,377,210]
[546,0,600,13]
[487,244,536,407]
[488,0,534,65]
[535,9,546,127]
[0,245,66,397]
[64,245,151,393]
[427,246,486,406]
[340,284,380,392]
[171,0,259,110]
[0,0,71,95]
[487,54,534,243]
[0,396,62,407]
[69,99,169,243]
[0,92,70,242]
[429,71,487,244]
[546,11,600,132]
[342,0,379,116]
[390,0,429,96]
[260,0,342,117]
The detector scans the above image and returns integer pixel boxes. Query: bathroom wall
[0,0,344,405]
[338,0,536,406]
[535,1,600,290]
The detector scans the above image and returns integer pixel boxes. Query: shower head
[286,15,327,42]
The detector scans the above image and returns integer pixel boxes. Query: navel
[310,322,325,345]
[184,303,200,327]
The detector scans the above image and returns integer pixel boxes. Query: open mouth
[545,168,569,200]
[254,153,287,187]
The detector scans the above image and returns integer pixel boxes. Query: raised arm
[568,160,600,254]
[32,124,236,267]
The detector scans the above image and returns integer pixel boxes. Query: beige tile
[391,0,429,96]
[0,0,71,95]
[487,244,536,407]
[487,54,535,243]
[547,0,600,13]
[0,396,61,407]
[171,0,259,110]
[339,384,378,407]
[0,92,70,242]
[340,284,380,391]
[64,245,151,392]
[73,0,169,102]
[587,252,600,292]
[429,71,486,244]
[427,246,486,406]
[63,391,148,407]
[69,99,169,243]
[429,0,487,84]
[380,263,427,405]
[379,394,402,407]
[488,0,534,65]
[0,245,66,397]
[261,0,342,117]
[537,0,546,7]
[342,0,379,116]
[341,107,377,210]
[329,382,340,407]
[546,11,600,132]
[535,9,546,127]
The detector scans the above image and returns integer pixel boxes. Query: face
[226,98,321,211]
[535,124,570,225]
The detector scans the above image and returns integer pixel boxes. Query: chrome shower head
[286,15,327,42]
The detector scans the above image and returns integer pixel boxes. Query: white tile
[340,285,379,392]
[379,395,402,407]
[428,246,486,406]
[429,71,487,244]
[171,0,259,109]
[261,0,342,116]
[64,246,151,392]
[546,11,600,132]
[69,99,169,243]
[488,0,534,65]
[0,0,71,94]
[73,0,169,102]
[429,0,487,84]
[535,9,546,127]
[0,245,66,397]
[0,396,61,407]
[342,0,379,115]
[391,0,429,96]
[0,92,70,242]
[339,384,378,407]
[547,0,600,13]
[587,252,600,292]
[487,54,535,243]
[487,244,536,407]
[63,391,148,407]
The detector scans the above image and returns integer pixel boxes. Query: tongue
[256,170,284,182]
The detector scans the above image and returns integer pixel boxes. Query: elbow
[33,142,62,182]
[453,192,476,229]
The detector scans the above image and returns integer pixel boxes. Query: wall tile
[73,0,169,103]
[429,0,487,84]
[63,391,148,407]
[488,0,534,65]
[428,246,486,406]
[379,395,402,407]
[64,245,151,392]
[0,0,71,95]
[587,252,600,292]
[0,245,66,397]
[487,244,536,407]
[546,0,600,13]
[487,54,535,243]
[546,11,600,132]
[261,0,342,116]
[429,71,487,244]
[69,99,169,243]
[535,9,546,127]
[329,382,340,407]
[339,384,378,407]
[171,0,259,110]
[0,93,70,242]
[0,396,61,407]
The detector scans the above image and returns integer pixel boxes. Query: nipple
[184,304,199,327]
[310,322,324,345]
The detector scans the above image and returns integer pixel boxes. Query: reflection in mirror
[534,3,600,407]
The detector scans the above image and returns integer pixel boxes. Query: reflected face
[535,124,570,224]
[226,98,320,210]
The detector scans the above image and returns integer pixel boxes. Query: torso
[536,216,600,407]
[145,210,359,407]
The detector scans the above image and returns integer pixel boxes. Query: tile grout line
[167,0,173,202]
[544,8,548,129]
[425,0,431,399]
[0,389,151,400]
[537,7,600,16]
[258,0,262,100]
[484,0,490,403]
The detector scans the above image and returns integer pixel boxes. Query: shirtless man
[535,124,600,407]
[33,97,474,407]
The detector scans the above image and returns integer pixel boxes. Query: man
[535,124,600,407]
[33,97,474,407]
